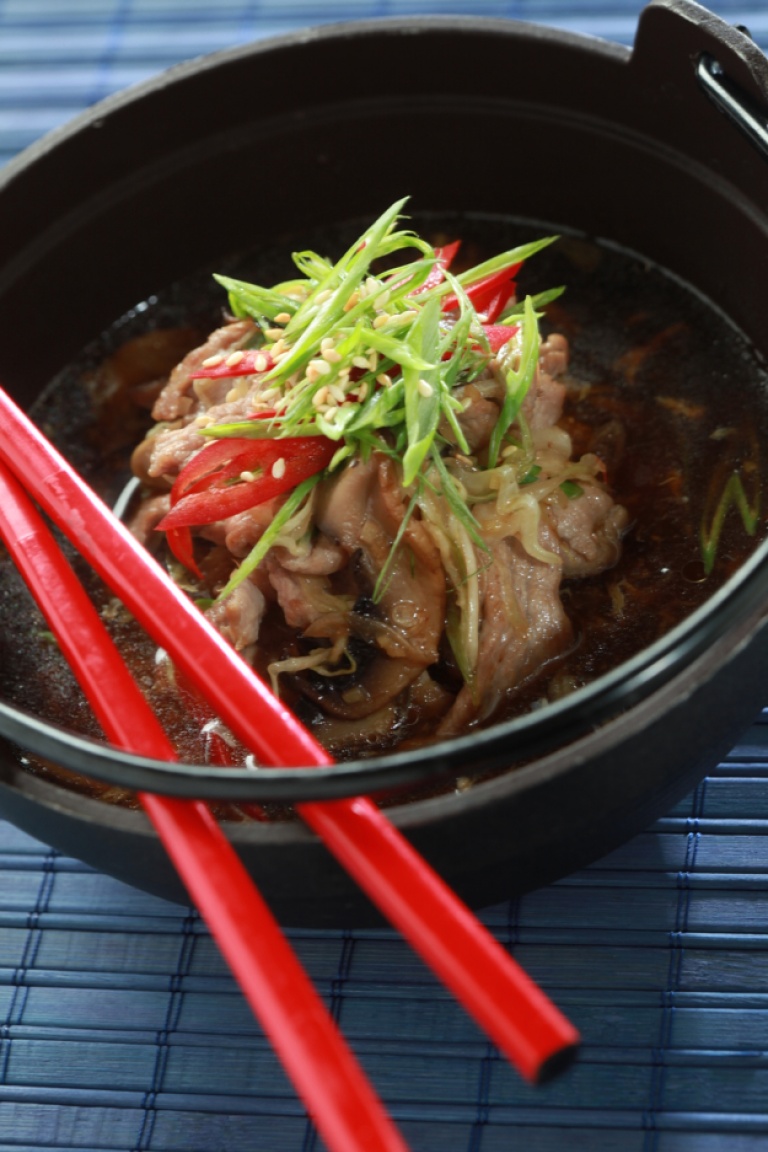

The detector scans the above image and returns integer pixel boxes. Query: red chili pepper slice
[165,525,203,579]
[189,347,276,381]
[476,286,514,324]
[418,240,462,293]
[157,434,335,534]
[441,264,521,320]
[482,323,520,353]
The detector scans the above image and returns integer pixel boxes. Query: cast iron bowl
[0,0,767,925]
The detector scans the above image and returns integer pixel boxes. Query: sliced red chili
[441,263,521,320]
[482,323,520,353]
[418,240,462,292]
[476,285,514,324]
[165,525,203,579]
[189,347,276,381]
[157,434,335,533]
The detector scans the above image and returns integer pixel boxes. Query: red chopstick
[0,385,579,1083]
[0,462,409,1152]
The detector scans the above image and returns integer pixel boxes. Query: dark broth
[2,214,766,808]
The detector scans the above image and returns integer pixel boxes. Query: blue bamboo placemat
[3,2,768,1150]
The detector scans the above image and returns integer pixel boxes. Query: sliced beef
[437,524,573,735]
[539,332,569,378]
[141,395,255,481]
[265,562,351,633]
[198,496,284,558]
[449,383,500,453]
[205,579,266,653]
[126,493,170,545]
[273,534,346,576]
[546,483,629,578]
[152,318,255,421]
[318,454,446,667]
[521,364,567,431]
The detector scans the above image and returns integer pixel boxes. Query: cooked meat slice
[142,396,254,480]
[318,453,446,667]
[371,457,446,661]
[273,534,346,576]
[437,525,573,734]
[152,319,256,421]
[197,496,283,558]
[265,562,351,633]
[521,364,566,431]
[316,455,377,549]
[546,483,629,578]
[130,431,166,488]
[451,384,500,453]
[205,579,266,652]
[539,332,569,378]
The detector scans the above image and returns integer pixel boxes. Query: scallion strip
[216,473,324,599]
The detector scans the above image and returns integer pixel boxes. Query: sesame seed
[373,312,391,329]
[329,384,346,404]
[225,387,240,404]
[225,350,245,367]
[274,312,292,324]
[357,382,369,401]
[417,378,434,398]
[265,327,283,340]
[322,346,342,363]
[202,352,225,367]
[271,458,286,480]
[376,372,393,388]
[254,353,268,372]
[312,386,329,408]
[240,470,257,482]
[343,291,360,312]
[309,358,331,376]
[373,291,390,310]
[352,356,369,370]
[367,352,378,371]
[270,338,287,358]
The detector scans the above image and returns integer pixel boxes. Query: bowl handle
[631,0,768,162]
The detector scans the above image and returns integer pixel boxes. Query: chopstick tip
[534,1037,580,1085]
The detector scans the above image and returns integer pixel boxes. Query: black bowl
[1,0,768,925]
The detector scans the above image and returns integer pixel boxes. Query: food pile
[129,199,627,754]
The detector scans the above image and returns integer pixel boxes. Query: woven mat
[2,3,768,1149]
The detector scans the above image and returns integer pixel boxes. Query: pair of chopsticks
[0,460,404,1152]
[0,386,579,1149]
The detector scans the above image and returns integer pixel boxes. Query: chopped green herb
[700,470,760,574]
